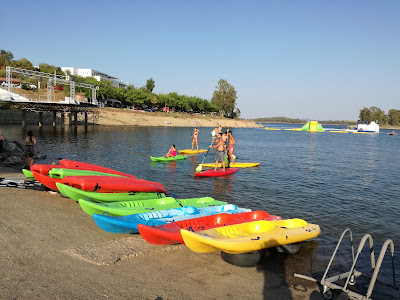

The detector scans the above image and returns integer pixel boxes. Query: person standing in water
[0,129,4,153]
[25,130,36,168]
[191,127,199,150]
[227,130,235,167]
[210,132,226,171]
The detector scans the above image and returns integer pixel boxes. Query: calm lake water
[2,123,399,297]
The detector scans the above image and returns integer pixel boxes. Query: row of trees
[359,107,400,126]
[0,49,239,117]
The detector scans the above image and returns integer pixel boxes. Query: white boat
[345,121,379,133]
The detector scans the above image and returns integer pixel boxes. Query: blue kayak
[92,204,251,234]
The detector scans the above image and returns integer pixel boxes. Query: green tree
[146,78,155,93]
[359,107,371,122]
[388,109,400,126]
[9,58,34,70]
[211,79,238,117]
[0,49,14,69]
[369,106,388,125]
[359,106,388,125]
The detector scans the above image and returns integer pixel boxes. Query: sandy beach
[0,166,323,300]
[95,108,261,128]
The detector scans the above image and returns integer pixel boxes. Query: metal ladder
[295,228,399,299]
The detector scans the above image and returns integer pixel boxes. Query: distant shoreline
[255,120,400,130]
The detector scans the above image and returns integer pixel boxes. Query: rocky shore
[0,138,46,168]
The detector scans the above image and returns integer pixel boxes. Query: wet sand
[0,166,322,300]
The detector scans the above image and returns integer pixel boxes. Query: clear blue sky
[3,0,399,120]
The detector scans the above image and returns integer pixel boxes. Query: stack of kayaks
[22,159,321,262]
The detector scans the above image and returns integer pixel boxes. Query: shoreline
[0,165,320,299]
[95,108,262,128]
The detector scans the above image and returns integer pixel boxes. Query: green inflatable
[300,121,325,132]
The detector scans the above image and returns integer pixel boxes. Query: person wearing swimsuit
[25,130,36,168]
[227,130,235,167]
[191,127,199,150]
[165,145,177,157]
[0,129,4,153]
[210,133,226,171]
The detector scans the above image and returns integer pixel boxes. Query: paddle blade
[195,165,202,173]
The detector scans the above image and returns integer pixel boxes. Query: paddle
[195,140,215,173]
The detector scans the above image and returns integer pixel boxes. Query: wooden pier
[16,102,98,127]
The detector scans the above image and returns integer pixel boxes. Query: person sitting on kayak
[227,130,235,167]
[210,133,226,171]
[165,145,177,157]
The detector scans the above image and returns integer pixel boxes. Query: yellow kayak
[200,162,260,168]
[264,128,281,131]
[181,219,321,254]
[179,149,208,155]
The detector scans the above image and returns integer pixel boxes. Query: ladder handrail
[321,228,355,284]
[366,239,396,298]
[343,233,375,291]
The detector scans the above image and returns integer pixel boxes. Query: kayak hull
[49,168,125,179]
[178,149,207,155]
[79,197,228,216]
[22,169,35,180]
[32,171,60,190]
[150,155,187,162]
[138,210,281,245]
[92,204,251,234]
[58,159,136,178]
[56,183,165,202]
[200,163,259,168]
[60,176,166,194]
[195,168,239,177]
[181,219,321,254]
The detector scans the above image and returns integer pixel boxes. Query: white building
[61,67,128,88]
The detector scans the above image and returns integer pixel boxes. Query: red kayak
[195,167,239,177]
[32,171,61,190]
[31,162,135,179]
[59,159,136,178]
[60,176,167,194]
[138,210,281,245]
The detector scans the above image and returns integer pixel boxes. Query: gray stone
[3,155,23,166]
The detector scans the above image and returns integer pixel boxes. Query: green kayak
[49,168,125,179]
[150,155,187,162]
[79,197,228,216]
[56,183,166,202]
[22,169,35,180]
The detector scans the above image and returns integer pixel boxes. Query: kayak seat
[120,201,145,208]
[216,225,241,238]
[139,211,165,221]
[176,219,203,230]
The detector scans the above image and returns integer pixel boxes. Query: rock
[13,140,25,152]
[4,140,24,154]
[35,153,47,159]
[0,152,8,161]
[3,155,23,166]
[4,140,17,153]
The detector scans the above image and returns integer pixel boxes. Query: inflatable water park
[265,120,381,134]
